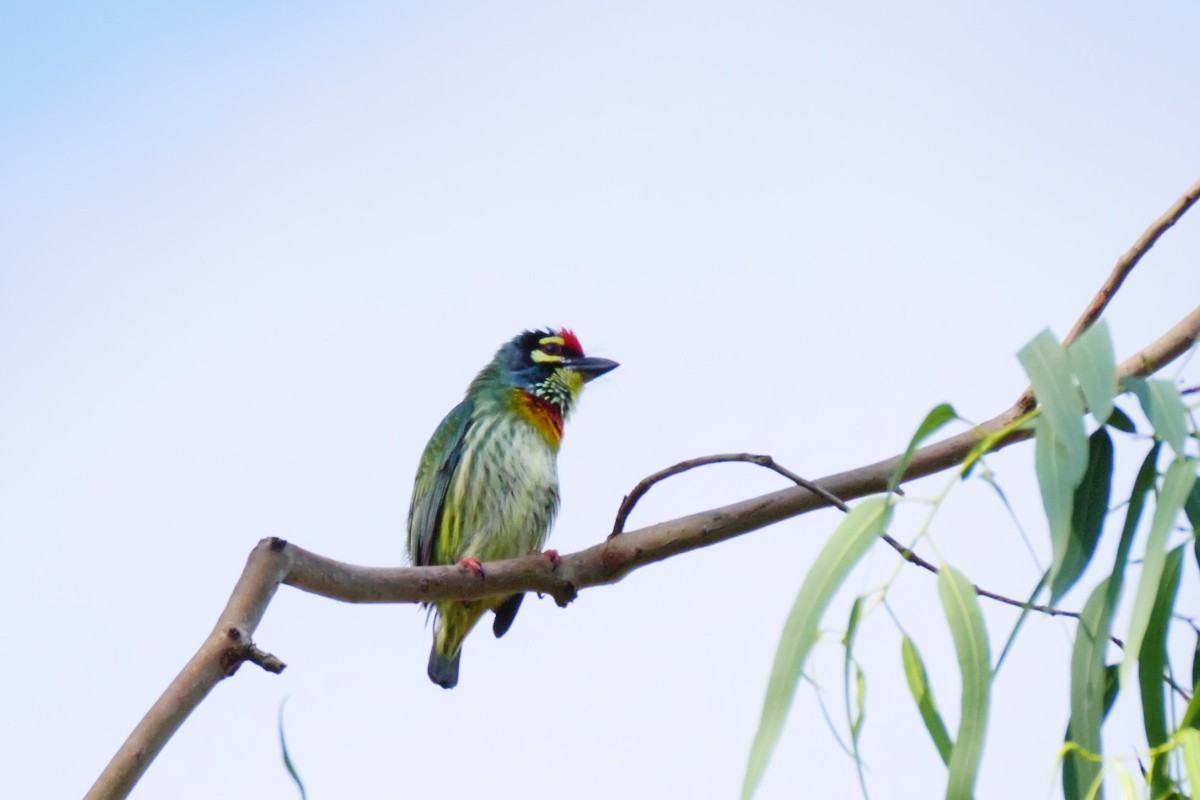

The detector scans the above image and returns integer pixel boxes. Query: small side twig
[219,628,287,675]
[609,451,1105,629]
[609,453,844,538]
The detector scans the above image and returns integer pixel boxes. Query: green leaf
[1178,729,1200,797]
[938,564,992,800]
[1140,546,1184,798]
[1051,428,1114,603]
[1063,666,1121,800]
[1122,459,1198,690]
[1113,443,1164,601]
[1181,634,1200,728]
[1020,333,1090,578]
[278,700,308,800]
[994,573,1048,675]
[1106,405,1137,434]
[842,598,870,798]
[1036,418,1081,592]
[1126,377,1190,457]
[1068,320,1117,424]
[1185,479,1200,532]
[1019,328,1088,478]
[741,496,892,800]
[901,635,953,766]
[890,403,959,492]
[1193,629,1200,697]
[1065,580,1115,800]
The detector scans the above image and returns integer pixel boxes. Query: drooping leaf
[1140,546,1185,798]
[1178,729,1200,797]
[1067,320,1117,425]
[1126,377,1190,458]
[843,598,870,798]
[1194,628,1200,693]
[1021,330,1090,590]
[1106,405,1137,434]
[938,564,992,800]
[1185,479,1200,532]
[901,635,953,766]
[278,700,308,800]
[1063,665,1120,800]
[1065,580,1115,800]
[890,403,959,493]
[1018,329,1088,476]
[1113,442,1163,600]
[1036,418,1081,592]
[1051,428,1114,603]
[994,573,1047,675]
[1122,459,1198,690]
[741,497,892,800]
[1115,765,1144,800]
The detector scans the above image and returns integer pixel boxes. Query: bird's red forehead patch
[559,329,583,356]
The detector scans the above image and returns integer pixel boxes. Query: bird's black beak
[564,356,619,382]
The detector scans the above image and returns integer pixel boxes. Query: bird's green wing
[408,398,474,567]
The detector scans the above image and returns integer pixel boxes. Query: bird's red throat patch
[517,391,564,448]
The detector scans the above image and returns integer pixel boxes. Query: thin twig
[1016,177,1200,412]
[609,453,852,538]
[611,452,1103,627]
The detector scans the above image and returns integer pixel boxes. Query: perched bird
[407,328,618,689]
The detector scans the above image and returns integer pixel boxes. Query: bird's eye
[541,343,564,357]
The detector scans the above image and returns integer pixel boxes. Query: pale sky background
[3,2,1199,799]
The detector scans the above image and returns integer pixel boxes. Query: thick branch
[85,302,1200,800]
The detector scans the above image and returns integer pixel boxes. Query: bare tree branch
[84,297,1200,800]
[85,174,1200,800]
[1015,176,1200,412]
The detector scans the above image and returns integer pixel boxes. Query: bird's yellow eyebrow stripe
[531,335,567,363]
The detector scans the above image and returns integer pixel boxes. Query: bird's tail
[427,601,487,689]
[427,642,461,689]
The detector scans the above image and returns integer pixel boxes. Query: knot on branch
[551,581,578,608]
[219,627,287,676]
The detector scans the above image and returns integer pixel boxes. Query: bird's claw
[543,549,561,569]
[458,557,485,578]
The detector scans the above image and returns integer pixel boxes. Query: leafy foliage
[743,322,1200,799]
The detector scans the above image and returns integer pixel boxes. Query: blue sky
[3,2,1199,798]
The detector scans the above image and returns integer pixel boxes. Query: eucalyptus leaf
[1067,320,1117,424]
[1051,428,1114,603]
[1106,406,1136,434]
[278,701,308,800]
[890,403,958,493]
[1065,580,1113,800]
[939,565,992,800]
[1122,459,1198,690]
[1019,329,1088,477]
[741,497,892,800]
[1126,377,1190,457]
[901,635,953,766]
[1140,546,1184,798]
[1179,729,1200,797]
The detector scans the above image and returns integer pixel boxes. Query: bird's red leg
[543,549,561,568]
[457,556,485,578]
